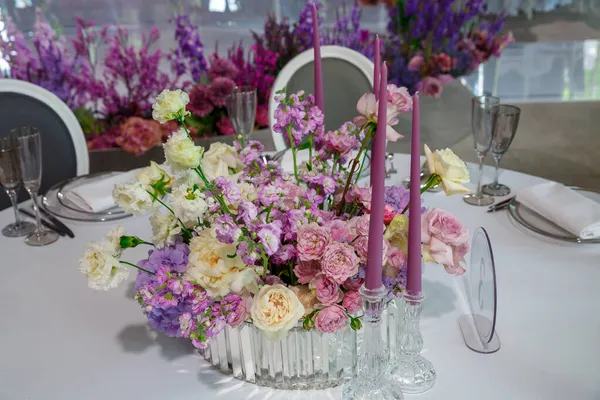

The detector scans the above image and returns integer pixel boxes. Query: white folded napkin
[64,169,140,213]
[516,182,600,239]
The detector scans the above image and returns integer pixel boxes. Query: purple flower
[239,140,264,164]
[271,244,297,264]
[169,14,207,82]
[236,241,259,265]
[258,184,282,205]
[188,84,214,117]
[215,214,242,244]
[208,77,236,107]
[384,185,411,213]
[208,55,239,81]
[135,243,190,289]
[257,221,282,256]
[238,200,258,225]
[192,291,211,315]
[215,177,241,204]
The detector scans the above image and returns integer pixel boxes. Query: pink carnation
[294,260,320,284]
[256,104,269,127]
[309,273,342,305]
[115,117,163,155]
[208,77,236,107]
[296,224,331,261]
[216,115,235,135]
[422,208,468,247]
[416,76,443,98]
[188,84,214,117]
[342,291,361,313]
[208,56,239,81]
[327,219,349,241]
[408,54,425,71]
[387,84,412,113]
[321,242,359,284]
[314,305,348,333]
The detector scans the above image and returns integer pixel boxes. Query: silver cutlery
[486,196,515,213]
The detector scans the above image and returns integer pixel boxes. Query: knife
[18,209,65,237]
[487,196,515,213]
[38,207,75,238]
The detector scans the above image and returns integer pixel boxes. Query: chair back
[269,46,374,151]
[0,80,88,210]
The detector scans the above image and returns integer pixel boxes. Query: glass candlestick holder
[342,284,404,400]
[389,291,436,394]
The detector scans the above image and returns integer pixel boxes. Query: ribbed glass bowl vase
[198,301,407,390]
[199,321,358,390]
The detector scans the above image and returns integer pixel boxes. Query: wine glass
[463,95,500,206]
[482,105,521,197]
[14,127,59,246]
[226,86,257,145]
[0,136,35,237]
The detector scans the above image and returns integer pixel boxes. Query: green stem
[354,135,374,184]
[120,260,155,275]
[308,133,314,170]
[331,155,339,177]
[178,115,192,140]
[401,174,441,214]
[146,190,189,233]
[287,127,300,183]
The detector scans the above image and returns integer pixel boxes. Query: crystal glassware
[342,284,404,400]
[463,95,500,206]
[482,105,521,197]
[0,136,35,237]
[14,127,58,246]
[226,86,257,146]
[389,291,436,394]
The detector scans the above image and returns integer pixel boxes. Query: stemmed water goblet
[0,135,35,237]
[226,86,257,146]
[463,95,500,206]
[482,105,521,197]
[14,127,59,246]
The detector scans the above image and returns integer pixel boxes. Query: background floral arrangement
[80,83,472,347]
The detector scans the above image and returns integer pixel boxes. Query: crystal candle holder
[389,291,436,394]
[342,284,403,400]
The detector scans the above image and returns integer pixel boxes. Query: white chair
[0,79,88,210]
[269,45,374,152]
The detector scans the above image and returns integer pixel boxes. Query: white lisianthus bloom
[105,226,125,256]
[136,161,171,190]
[79,242,129,291]
[113,182,154,215]
[202,142,244,181]
[185,228,257,298]
[152,89,191,124]
[424,144,471,195]
[172,169,203,192]
[164,129,204,173]
[150,211,182,248]
[251,284,305,340]
[169,186,209,228]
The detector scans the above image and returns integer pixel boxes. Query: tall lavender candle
[365,63,388,290]
[370,35,381,186]
[406,92,422,294]
[312,3,324,112]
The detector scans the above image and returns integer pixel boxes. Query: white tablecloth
[0,154,599,400]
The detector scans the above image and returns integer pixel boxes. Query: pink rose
[387,84,412,113]
[416,77,443,98]
[383,204,396,225]
[353,235,388,265]
[321,242,359,284]
[343,276,363,291]
[408,54,425,71]
[294,260,320,284]
[444,242,468,275]
[227,297,251,328]
[327,219,349,242]
[348,214,371,238]
[314,305,348,333]
[345,186,371,209]
[342,291,361,313]
[324,129,358,154]
[428,237,454,266]
[296,223,331,261]
[265,275,285,286]
[309,273,342,305]
[387,246,407,269]
[422,208,468,246]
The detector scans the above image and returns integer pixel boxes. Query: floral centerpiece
[80,80,472,364]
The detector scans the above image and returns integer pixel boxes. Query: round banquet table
[0,154,599,400]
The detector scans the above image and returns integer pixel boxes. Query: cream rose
[152,89,190,124]
[185,228,257,297]
[113,182,154,215]
[150,211,182,248]
[290,285,319,317]
[251,284,305,340]
[164,129,204,173]
[136,161,171,190]
[79,242,129,291]
[424,144,471,195]
[202,142,244,181]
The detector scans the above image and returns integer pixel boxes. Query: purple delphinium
[169,14,207,83]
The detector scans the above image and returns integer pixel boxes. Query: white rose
[105,226,125,256]
[168,186,209,228]
[152,89,190,124]
[164,129,204,173]
[202,142,244,181]
[185,228,255,297]
[113,182,154,215]
[424,144,471,195]
[136,161,171,189]
[150,211,182,248]
[79,242,129,291]
[251,284,305,340]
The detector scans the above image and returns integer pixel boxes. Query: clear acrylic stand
[458,227,501,354]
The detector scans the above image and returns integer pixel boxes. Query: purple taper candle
[312,3,324,112]
[406,92,422,294]
[365,63,388,290]
[370,35,381,186]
